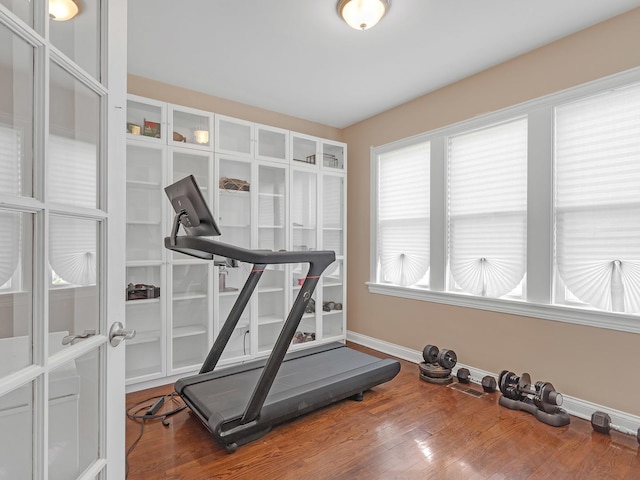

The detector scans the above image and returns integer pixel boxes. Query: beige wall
[127,74,343,141]
[342,8,640,416]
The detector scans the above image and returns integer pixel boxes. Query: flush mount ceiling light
[338,0,390,30]
[49,0,79,21]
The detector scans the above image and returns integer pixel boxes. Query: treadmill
[164,175,401,453]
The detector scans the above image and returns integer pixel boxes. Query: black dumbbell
[590,411,637,442]
[422,344,439,364]
[437,349,457,369]
[482,375,497,393]
[591,411,612,434]
[456,368,470,384]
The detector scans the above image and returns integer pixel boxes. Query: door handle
[62,330,97,345]
[109,322,136,347]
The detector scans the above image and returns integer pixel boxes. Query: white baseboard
[347,330,640,437]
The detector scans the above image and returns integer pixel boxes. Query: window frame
[369,66,640,335]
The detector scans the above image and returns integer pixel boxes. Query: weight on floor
[418,344,457,385]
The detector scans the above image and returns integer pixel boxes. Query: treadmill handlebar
[165,235,335,267]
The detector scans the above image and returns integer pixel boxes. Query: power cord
[125,392,187,478]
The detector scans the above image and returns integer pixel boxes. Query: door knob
[109,322,136,347]
[62,330,96,345]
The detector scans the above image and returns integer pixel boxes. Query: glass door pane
[125,265,163,382]
[0,209,35,478]
[127,97,165,142]
[257,164,286,251]
[292,134,318,167]
[217,156,252,249]
[170,149,212,260]
[0,210,33,374]
[321,141,345,170]
[322,260,344,339]
[126,144,164,262]
[322,174,344,256]
[49,61,100,209]
[257,267,287,353]
[0,23,34,197]
[0,0,32,26]
[256,125,288,162]
[218,263,252,361]
[171,263,211,371]
[48,216,100,337]
[216,116,252,156]
[290,263,317,347]
[50,0,101,81]
[49,347,100,480]
[0,380,34,479]
[291,169,317,252]
[169,105,212,149]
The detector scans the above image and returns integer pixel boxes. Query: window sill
[366,282,640,335]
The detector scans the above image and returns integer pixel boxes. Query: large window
[448,119,527,297]
[376,141,430,287]
[554,84,640,314]
[370,69,640,333]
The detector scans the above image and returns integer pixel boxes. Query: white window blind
[448,118,527,297]
[555,83,640,313]
[49,216,97,286]
[48,134,97,209]
[46,135,98,286]
[0,125,20,287]
[377,141,430,287]
[0,124,20,196]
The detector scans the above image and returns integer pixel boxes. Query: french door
[0,1,127,479]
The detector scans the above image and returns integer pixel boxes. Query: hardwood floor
[125,344,639,479]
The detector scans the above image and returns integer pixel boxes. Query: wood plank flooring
[125,344,639,479]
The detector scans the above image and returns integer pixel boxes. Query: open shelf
[173,325,207,338]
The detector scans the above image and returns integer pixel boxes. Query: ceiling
[128,0,640,129]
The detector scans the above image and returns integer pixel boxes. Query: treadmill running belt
[178,344,400,448]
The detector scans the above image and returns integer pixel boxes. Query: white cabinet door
[217,155,254,249]
[215,115,254,156]
[127,95,166,143]
[168,104,213,150]
[256,124,289,163]
[170,263,213,372]
[257,163,288,251]
[291,132,320,168]
[256,163,288,353]
[168,148,214,374]
[214,155,255,358]
[125,141,166,384]
[289,168,320,345]
[321,140,347,171]
[321,173,346,339]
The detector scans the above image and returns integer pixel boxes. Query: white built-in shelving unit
[125,96,346,390]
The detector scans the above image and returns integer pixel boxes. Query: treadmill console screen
[165,175,221,237]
